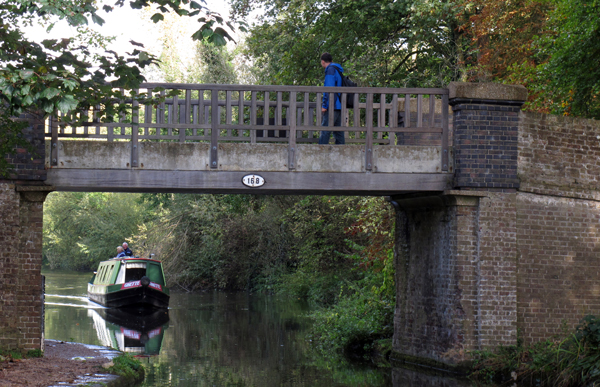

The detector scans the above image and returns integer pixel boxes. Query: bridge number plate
[242,174,265,188]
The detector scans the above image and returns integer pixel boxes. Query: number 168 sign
[242,174,265,188]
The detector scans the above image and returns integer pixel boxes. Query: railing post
[390,94,398,145]
[441,93,449,171]
[250,91,257,144]
[289,92,297,170]
[211,89,219,169]
[50,116,58,166]
[365,93,373,171]
[131,94,139,168]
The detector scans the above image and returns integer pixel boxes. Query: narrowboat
[88,257,170,309]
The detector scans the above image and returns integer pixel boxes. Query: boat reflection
[89,308,169,356]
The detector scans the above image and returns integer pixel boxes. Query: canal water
[43,269,475,387]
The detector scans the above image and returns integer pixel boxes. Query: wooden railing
[47,83,450,172]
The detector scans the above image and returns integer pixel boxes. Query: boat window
[125,268,147,282]
[98,266,106,284]
[146,263,165,285]
[106,263,115,283]
[101,266,108,284]
[115,264,126,284]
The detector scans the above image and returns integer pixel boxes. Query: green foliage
[43,192,146,270]
[25,349,43,358]
[233,0,467,87]
[108,353,143,379]
[308,279,394,357]
[1,0,242,170]
[0,112,32,177]
[194,40,238,84]
[299,198,395,358]
[540,0,600,119]
[0,348,22,360]
[471,315,600,386]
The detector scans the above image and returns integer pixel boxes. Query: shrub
[471,315,600,387]
[109,353,143,379]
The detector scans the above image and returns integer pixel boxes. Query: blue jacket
[322,63,343,111]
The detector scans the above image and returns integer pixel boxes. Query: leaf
[139,51,149,62]
[41,88,61,100]
[202,28,214,38]
[151,13,164,23]
[69,14,88,26]
[19,70,34,80]
[41,39,58,49]
[22,95,33,106]
[61,79,78,91]
[214,27,232,41]
[208,33,227,46]
[91,13,105,26]
[190,1,203,9]
[42,100,54,113]
[191,29,203,40]
[57,95,78,113]
[130,40,145,48]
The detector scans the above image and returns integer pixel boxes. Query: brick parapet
[2,113,46,182]
[519,111,600,200]
[451,101,520,190]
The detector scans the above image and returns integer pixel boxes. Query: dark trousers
[318,109,344,144]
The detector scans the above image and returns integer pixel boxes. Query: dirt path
[0,340,120,387]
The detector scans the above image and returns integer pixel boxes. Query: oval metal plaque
[242,174,265,188]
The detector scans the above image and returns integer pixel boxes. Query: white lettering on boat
[121,328,141,340]
[148,327,162,339]
[149,282,162,291]
[121,280,141,289]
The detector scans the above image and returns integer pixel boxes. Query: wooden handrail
[46,83,451,172]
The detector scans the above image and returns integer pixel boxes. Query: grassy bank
[471,315,600,386]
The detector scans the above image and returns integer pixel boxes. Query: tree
[43,192,146,270]
[0,0,245,177]
[459,0,551,80]
[540,0,600,118]
[231,0,468,87]
[458,0,554,112]
[459,0,600,120]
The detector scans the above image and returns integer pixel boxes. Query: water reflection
[91,308,169,355]
[43,270,480,387]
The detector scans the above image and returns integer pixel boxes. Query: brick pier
[0,113,52,351]
[391,83,600,369]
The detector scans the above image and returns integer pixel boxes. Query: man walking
[319,52,345,145]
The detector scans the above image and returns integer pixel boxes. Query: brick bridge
[3,82,600,370]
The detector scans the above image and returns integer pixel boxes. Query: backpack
[333,67,357,108]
